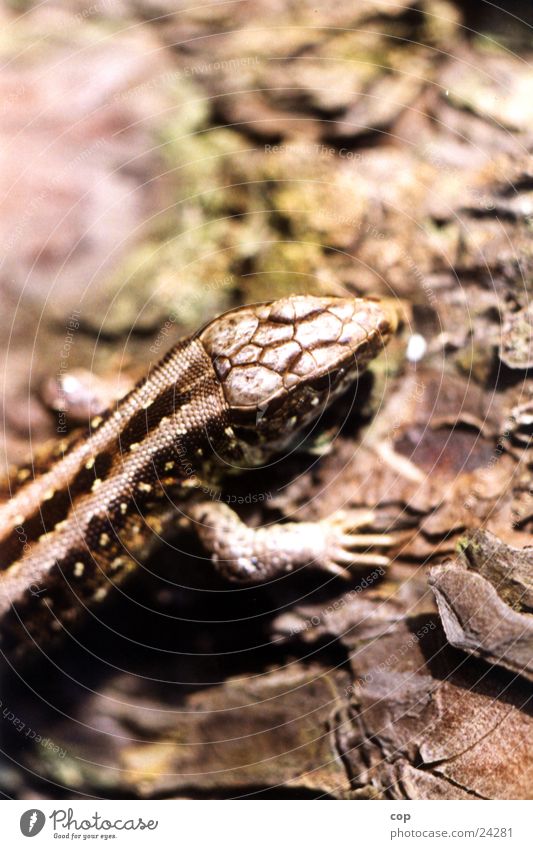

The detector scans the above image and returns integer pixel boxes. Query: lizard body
[0,294,397,661]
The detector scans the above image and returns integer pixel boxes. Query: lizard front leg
[188,502,394,583]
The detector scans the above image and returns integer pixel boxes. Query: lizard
[0,294,398,663]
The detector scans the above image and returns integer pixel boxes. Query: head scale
[199,294,398,465]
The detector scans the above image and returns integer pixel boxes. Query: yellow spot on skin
[85,458,95,470]
[44,488,55,501]
[120,502,128,514]
[91,478,102,491]
[13,513,25,525]
[99,533,110,547]
[38,533,48,543]
[141,399,152,410]
[55,520,67,532]
[17,469,31,482]
[224,426,234,437]
[138,482,152,493]
[111,557,125,570]
[196,448,203,456]
[129,442,140,452]
[73,562,85,577]
[91,416,103,428]
[164,461,175,471]
[92,587,107,602]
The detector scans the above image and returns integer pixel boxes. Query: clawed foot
[317,509,397,579]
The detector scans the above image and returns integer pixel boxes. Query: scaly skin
[0,294,398,661]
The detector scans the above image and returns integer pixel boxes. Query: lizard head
[199,294,399,466]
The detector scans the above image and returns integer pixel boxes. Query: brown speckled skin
[0,295,396,661]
